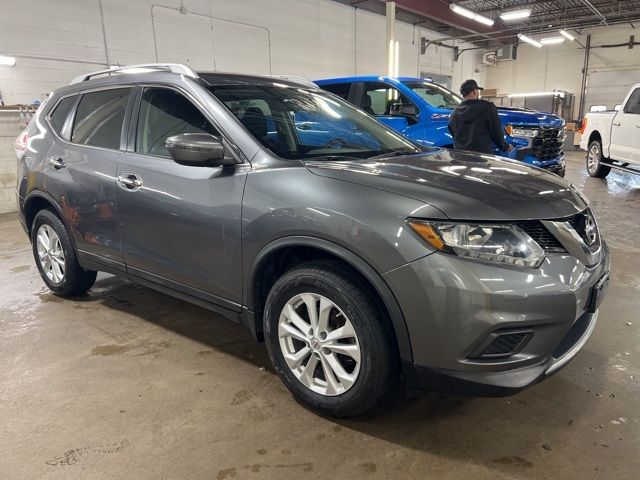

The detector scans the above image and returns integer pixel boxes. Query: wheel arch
[23,191,77,250]
[246,236,414,365]
[588,130,602,146]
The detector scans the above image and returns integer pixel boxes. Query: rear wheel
[31,209,97,296]
[263,261,397,417]
[586,140,611,178]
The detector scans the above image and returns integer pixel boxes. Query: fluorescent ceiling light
[500,9,531,21]
[541,37,565,45]
[451,4,475,20]
[450,4,495,26]
[474,14,495,26]
[517,33,542,48]
[508,91,565,98]
[560,29,576,41]
[0,55,16,66]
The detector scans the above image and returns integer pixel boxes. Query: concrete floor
[1,151,639,479]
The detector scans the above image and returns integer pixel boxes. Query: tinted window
[623,88,640,114]
[320,83,351,100]
[71,88,131,149]
[362,82,413,116]
[136,88,218,157]
[49,96,76,136]
[402,81,461,109]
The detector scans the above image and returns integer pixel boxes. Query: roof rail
[70,63,199,84]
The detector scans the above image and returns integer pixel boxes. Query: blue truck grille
[531,127,564,161]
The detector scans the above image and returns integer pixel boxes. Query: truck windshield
[402,81,462,109]
[209,84,421,160]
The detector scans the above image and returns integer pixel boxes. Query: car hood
[429,106,565,128]
[304,149,586,221]
[496,107,565,127]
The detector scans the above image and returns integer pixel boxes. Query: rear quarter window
[319,83,351,100]
[48,95,77,137]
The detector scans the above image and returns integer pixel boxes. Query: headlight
[505,125,538,138]
[407,220,545,268]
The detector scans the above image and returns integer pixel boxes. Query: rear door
[44,87,133,269]
[116,85,247,309]
[610,87,640,163]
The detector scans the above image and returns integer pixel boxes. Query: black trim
[126,265,242,313]
[78,256,242,325]
[402,361,549,397]
[22,191,78,251]
[247,235,414,364]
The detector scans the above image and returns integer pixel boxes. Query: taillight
[14,128,28,159]
[578,118,587,134]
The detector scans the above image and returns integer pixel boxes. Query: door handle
[49,157,66,169]
[117,173,143,190]
[613,122,621,126]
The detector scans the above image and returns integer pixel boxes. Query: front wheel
[263,261,397,417]
[586,140,611,178]
[31,209,97,296]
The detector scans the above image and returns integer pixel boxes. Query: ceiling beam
[382,0,518,44]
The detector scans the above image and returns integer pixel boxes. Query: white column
[386,1,396,77]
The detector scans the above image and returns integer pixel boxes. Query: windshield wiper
[367,148,421,160]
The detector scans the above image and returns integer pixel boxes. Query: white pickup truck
[580,83,640,177]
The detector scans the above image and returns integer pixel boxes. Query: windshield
[402,81,462,109]
[208,84,421,160]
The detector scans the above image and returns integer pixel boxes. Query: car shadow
[68,273,609,473]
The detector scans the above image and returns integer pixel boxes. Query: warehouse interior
[1,1,639,479]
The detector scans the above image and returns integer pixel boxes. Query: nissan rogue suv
[15,64,610,417]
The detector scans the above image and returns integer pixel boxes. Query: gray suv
[16,64,610,417]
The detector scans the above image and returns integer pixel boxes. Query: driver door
[359,82,417,133]
[116,86,248,308]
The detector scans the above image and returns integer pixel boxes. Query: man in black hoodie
[448,79,512,154]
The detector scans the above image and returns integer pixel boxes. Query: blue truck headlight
[505,125,538,138]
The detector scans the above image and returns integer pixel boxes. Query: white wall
[0,0,488,214]
[0,0,484,105]
[485,24,640,118]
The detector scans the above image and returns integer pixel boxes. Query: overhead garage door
[152,6,271,75]
[584,69,640,111]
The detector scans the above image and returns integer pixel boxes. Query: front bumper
[385,240,611,396]
[402,309,599,396]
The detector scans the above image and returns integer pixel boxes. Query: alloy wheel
[587,143,600,174]
[278,293,361,396]
[36,224,65,283]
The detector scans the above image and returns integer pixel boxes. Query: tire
[586,140,611,178]
[31,209,97,296]
[263,261,397,417]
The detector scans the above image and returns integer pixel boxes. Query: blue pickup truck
[314,76,566,176]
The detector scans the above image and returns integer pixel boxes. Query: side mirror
[390,103,418,117]
[165,133,233,167]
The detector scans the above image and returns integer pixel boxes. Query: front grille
[470,329,533,359]
[516,220,565,252]
[562,208,599,249]
[516,209,598,254]
[531,127,564,161]
[567,212,588,243]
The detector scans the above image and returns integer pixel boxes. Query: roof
[198,72,317,89]
[314,76,431,85]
